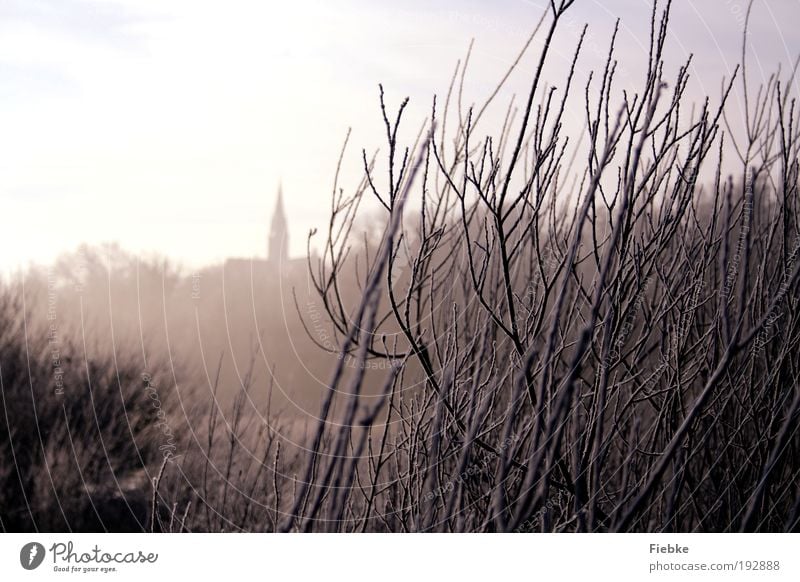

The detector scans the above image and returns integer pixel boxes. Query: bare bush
[287,0,800,532]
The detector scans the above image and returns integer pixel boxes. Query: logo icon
[20,542,46,570]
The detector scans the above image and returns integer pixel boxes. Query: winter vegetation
[1,0,799,532]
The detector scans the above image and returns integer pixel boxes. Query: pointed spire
[276,181,284,212]
[268,182,289,263]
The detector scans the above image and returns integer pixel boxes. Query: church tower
[268,185,289,264]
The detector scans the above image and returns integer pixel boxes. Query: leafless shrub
[286,0,800,532]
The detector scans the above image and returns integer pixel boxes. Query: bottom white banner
[0,534,796,581]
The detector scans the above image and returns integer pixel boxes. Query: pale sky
[1,0,798,272]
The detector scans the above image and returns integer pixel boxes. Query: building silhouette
[195,185,327,413]
[268,185,288,264]
[224,184,305,278]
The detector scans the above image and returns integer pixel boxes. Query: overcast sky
[1,0,798,272]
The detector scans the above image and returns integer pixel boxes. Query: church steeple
[268,184,289,264]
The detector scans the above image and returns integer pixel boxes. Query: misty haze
[1,0,799,533]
